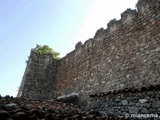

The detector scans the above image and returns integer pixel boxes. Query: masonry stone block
[17,0,160,115]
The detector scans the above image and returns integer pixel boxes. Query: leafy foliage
[32,44,60,60]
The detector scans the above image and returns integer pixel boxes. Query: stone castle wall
[88,84,160,116]
[18,0,160,108]
[55,0,160,103]
[19,51,58,99]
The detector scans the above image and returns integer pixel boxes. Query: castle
[17,0,160,116]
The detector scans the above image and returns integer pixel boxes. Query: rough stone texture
[141,108,149,114]
[56,93,79,105]
[121,100,128,106]
[89,88,160,117]
[17,52,58,100]
[139,99,148,104]
[129,106,139,114]
[1,96,119,120]
[18,0,160,111]
[89,100,101,109]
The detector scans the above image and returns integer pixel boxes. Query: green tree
[32,44,60,60]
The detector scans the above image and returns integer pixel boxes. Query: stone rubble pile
[0,95,133,120]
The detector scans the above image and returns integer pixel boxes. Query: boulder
[121,100,128,105]
[129,106,139,114]
[56,93,79,105]
[139,99,148,104]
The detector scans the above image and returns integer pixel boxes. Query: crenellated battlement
[18,0,160,112]
[68,0,159,54]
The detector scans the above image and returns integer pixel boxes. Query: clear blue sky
[0,0,138,97]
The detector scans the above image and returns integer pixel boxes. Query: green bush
[32,44,60,60]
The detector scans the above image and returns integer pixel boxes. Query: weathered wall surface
[18,51,58,100]
[88,84,160,116]
[56,0,160,104]
[18,0,160,108]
